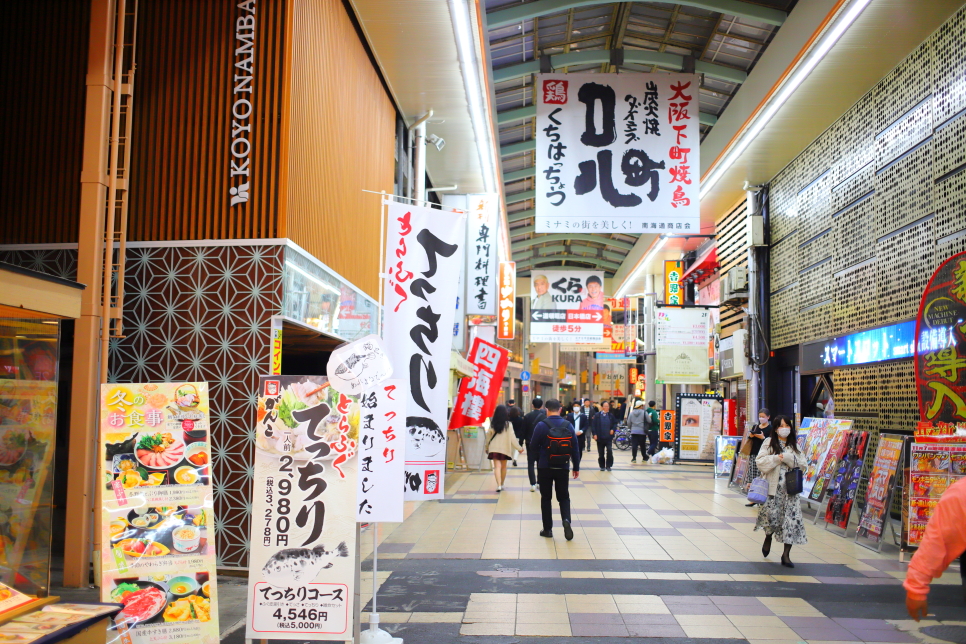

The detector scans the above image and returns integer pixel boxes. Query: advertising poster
[808,428,852,502]
[383,201,466,500]
[449,339,510,430]
[905,442,966,546]
[800,418,853,498]
[497,261,516,340]
[246,376,359,641]
[656,308,709,384]
[98,383,218,644]
[823,431,869,529]
[530,269,606,343]
[914,251,966,425]
[714,436,740,476]
[732,453,750,489]
[466,194,498,315]
[356,379,406,523]
[856,434,904,542]
[676,394,720,461]
[534,73,700,233]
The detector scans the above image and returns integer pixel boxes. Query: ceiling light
[700,0,873,200]
[615,236,668,298]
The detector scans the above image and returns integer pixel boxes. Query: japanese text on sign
[449,339,510,429]
[466,195,498,315]
[498,262,516,340]
[355,379,407,522]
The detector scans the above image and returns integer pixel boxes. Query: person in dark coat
[529,399,581,540]
[591,400,617,471]
[579,398,597,452]
[509,405,525,467]
[522,398,547,492]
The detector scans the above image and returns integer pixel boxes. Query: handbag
[739,434,753,456]
[747,476,769,504]
[785,467,804,495]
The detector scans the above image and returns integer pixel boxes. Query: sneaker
[606,467,612,472]
[539,529,553,538]
[599,468,605,471]
[563,520,574,541]
[530,485,536,493]
[497,486,502,492]
[631,459,636,464]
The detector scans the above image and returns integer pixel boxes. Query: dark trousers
[577,433,586,453]
[537,467,571,531]
[631,434,647,460]
[646,429,660,456]
[597,438,614,469]
[527,445,537,486]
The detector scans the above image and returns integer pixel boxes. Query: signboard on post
[530,269,606,342]
[246,376,359,641]
[856,433,904,543]
[656,308,709,384]
[497,261,516,340]
[664,260,683,306]
[383,200,466,500]
[534,73,700,232]
[675,393,722,461]
[98,382,219,644]
[659,410,675,442]
[466,194,498,315]
[449,339,510,429]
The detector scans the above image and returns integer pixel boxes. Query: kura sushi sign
[245,375,359,640]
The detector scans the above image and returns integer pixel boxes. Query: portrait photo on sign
[530,270,606,309]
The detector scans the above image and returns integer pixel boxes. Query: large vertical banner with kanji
[535,73,700,233]
[449,339,510,429]
[915,251,966,424]
[466,194,498,315]
[246,377,359,640]
[383,201,467,500]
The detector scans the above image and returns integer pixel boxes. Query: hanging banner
[656,308,709,384]
[466,194,498,315]
[356,379,407,523]
[535,73,700,232]
[246,376,359,641]
[449,338,510,429]
[659,410,675,442]
[856,434,904,542]
[823,430,869,529]
[664,260,683,306]
[98,382,219,644]
[915,251,966,424]
[497,261,516,340]
[530,269,606,343]
[675,393,722,461]
[905,442,966,546]
[383,201,466,500]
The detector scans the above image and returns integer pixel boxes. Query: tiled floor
[227,450,965,642]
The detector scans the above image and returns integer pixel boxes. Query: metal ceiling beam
[493,49,748,85]
[513,243,567,258]
[508,209,535,223]
[517,256,623,272]
[504,166,537,182]
[486,0,786,29]
[497,105,536,124]
[507,189,536,204]
[514,243,625,261]
[512,233,636,252]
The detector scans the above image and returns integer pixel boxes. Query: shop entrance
[801,372,833,418]
[277,318,346,376]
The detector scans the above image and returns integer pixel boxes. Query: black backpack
[544,418,573,468]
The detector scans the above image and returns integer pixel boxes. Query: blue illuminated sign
[801,319,959,373]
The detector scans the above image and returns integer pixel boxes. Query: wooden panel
[0,0,90,244]
[127,0,288,241]
[283,0,396,298]
[715,198,749,340]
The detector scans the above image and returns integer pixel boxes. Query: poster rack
[673,393,724,463]
[854,436,907,555]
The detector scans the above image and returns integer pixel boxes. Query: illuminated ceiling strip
[614,236,669,298]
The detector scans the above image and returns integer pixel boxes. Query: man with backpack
[522,398,547,492]
[529,399,581,540]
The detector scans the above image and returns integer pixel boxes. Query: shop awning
[451,350,475,377]
[681,246,718,285]
[0,262,85,318]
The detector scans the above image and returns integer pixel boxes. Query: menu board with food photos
[905,442,966,546]
[98,383,218,644]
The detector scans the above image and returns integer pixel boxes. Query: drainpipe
[408,110,433,203]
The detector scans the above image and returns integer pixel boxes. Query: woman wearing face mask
[566,403,586,452]
[745,408,772,507]
[754,415,807,568]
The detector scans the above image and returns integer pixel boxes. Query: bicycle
[614,423,631,451]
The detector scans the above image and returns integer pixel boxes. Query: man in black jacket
[529,399,580,540]
[579,398,597,452]
[591,401,616,471]
[522,398,547,492]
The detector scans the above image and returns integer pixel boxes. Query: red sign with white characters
[448,338,510,429]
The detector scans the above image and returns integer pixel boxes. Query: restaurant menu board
[714,436,740,476]
[246,376,358,641]
[98,383,218,644]
[856,434,904,542]
[905,442,966,546]
[799,418,853,498]
[0,603,120,641]
[823,431,869,529]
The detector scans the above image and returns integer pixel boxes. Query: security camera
[426,133,446,151]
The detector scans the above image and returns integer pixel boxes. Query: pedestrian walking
[485,405,523,492]
[645,401,661,459]
[509,405,525,467]
[591,400,617,471]
[754,415,807,568]
[745,408,773,506]
[566,402,587,453]
[579,398,597,452]
[627,400,649,463]
[529,399,580,540]
[523,398,547,492]
[904,476,966,620]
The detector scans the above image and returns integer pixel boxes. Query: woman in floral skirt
[754,414,807,568]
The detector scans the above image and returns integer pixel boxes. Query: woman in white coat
[486,404,523,492]
[754,414,807,568]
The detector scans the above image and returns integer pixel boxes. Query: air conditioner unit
[732,329,749,374]
[730,266,749,292]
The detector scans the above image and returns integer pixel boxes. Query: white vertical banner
[384,201,467,500]
[535,73,700,233]
[466,194,498,315]
[356,378,407,522]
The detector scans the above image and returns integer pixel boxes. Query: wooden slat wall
[127,0,288,241]
[282,0,395,298]
[0,0,90,244]
[716,198,749,339]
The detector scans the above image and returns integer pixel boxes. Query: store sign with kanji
[449,338,510,428]
[665,260,683,306]
[466,194,498,315]
[498,261,516,340]
[915,251,966,424]
[660,410,676,442]
[534,73,700,233]
[530,269,606,343]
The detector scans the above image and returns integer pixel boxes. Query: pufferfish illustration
[334,350,380,379]
[261,542,350,587]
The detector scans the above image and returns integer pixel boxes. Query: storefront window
[0,318,60,596]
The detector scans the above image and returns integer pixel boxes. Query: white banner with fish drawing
[326,334,392,396]
[356,379,407,522]
[383,200,467,500]
[246,376,360,641]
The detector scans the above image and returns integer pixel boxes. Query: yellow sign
[580,370,587,383]
[558,365,566,379]
[270,327,282,375]
[531,358,540,373]
[665,260,683,306]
